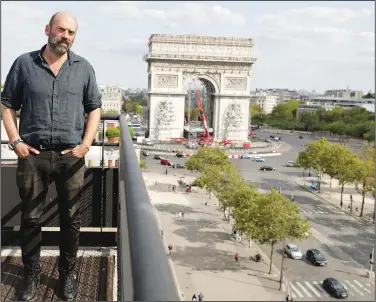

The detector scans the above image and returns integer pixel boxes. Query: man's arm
[1,58,39,156]
[82,62,102,148]
[1,58,22,142]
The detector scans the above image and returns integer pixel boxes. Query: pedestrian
[204,201,207,206]
[286,294,289,301]
[181,211,184,220]
[198,292,204,301]
[234,252,239,264]
[1,11,101,302]
[161,230,164,239]
[192,294,197,301]
[168,244,173,256]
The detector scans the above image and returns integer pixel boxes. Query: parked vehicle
[154,154,163,160]
[241,154,252,159]
[141,151,149,156]
[175,153,185,158]
[260,166,275,171]
[171,163,185,169]
[306,249,327,266]
[286,161,296,167]
[323,278,348,298]
[284,243,302,259]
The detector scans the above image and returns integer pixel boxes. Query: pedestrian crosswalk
[299,208,345,216]
[289,279,373,300]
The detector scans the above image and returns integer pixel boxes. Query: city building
[250,92,279,114]
[297,96,375,118]
[324,87,363,99]
[99,85,124,113]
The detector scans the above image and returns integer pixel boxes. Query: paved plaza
[143,172,287,301]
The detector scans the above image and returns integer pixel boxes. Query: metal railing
[118,113,180,301]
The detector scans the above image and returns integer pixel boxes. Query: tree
[363,92,375,99]
[125,102,134,113]
[354,146,375,217]
[363,129,375,144]
[233,190,310,274]
[195,163,247,221]
[250,104,263,116]
[139,158,147,169]
[326,144,359,206]
[135,105,143,115]
[185,146,229,173]
[190,108,200,121]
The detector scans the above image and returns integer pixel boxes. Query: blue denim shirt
[1,45,102,147]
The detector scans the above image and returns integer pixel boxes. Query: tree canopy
[185,146,230,173]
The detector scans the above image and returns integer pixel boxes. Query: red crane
[195,90,211,142]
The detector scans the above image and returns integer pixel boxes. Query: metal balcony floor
[1,248,116,301]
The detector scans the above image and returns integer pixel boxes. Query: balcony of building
[1,114,180,301]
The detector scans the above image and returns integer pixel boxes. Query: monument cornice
[149,34,254,46]
[144,53,256,64]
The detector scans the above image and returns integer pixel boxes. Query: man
[1,11,101,301]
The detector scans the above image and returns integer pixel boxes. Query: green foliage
[185,147,229,173]
[363,92,375,99]
[354,146,375,217]
[134,105,143,115]
[269,103,374,139]
[105,127,120,138]
[139,158,147,169]
[233,190,310,273]
[252,113,268,125]
[250,104,263,116]
[128,126,134,137]
[190,108,201,121]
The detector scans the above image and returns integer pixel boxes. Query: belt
[32,144,74,151]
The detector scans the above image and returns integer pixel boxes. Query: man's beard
[48,34,73,55]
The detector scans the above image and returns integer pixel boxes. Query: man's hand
[61,144,88,158]
[14,142,40,158]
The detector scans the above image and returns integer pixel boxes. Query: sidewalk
[295,175,375,225]
[143,172,287,301]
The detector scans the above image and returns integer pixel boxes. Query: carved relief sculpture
[156,74,178,88]
[225,77,247,90]
[222,102,243,139]
[154,99,176,140]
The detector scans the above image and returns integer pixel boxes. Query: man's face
[46,15,77,55]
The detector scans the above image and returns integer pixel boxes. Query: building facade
[144,34,257,141]
[99,85,124,113]
[250,92,279,114]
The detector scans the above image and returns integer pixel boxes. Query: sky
[1,1,375,93]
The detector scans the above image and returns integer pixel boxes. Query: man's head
[45,11,78,55]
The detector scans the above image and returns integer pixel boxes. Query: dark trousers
[16,151,85,276]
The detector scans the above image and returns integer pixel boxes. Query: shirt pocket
[67,72,85,96]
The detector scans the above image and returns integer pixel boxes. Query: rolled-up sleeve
[83,62,102,113]
[1,58,23,111]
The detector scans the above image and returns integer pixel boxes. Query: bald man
[1,12,102,301]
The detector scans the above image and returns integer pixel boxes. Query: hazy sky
[2,1,374,93]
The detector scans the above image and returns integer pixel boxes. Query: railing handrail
[118,114,180,301]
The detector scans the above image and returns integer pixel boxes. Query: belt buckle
[40,145,47,150]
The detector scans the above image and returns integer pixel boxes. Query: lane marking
[290,282,304,298]
[296,281,312,297]
[305,281,321,297]
[343,284,354,296]
[317,211,324,214]
[353,280,372,294]
[313,281,328,297]
[345,280,364,296]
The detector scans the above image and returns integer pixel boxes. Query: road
[143,132,375,301]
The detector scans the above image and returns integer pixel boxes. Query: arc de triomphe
[144,34,257,141]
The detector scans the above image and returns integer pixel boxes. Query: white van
[286,161,296,167]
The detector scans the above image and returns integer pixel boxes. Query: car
[175,153,185,158]
[306,249,327,266]
[299,135,303,139]
[241,154,252,159]
[171,163,185,169]
[270,135,275,138]
[160,159,173,166]
[323,278,348,299]
[286,161,296,167]
[154,154,163,160]
[264,138,272,143]
[260,166,275,171]
[284,243,302,259]
[141,151,149,156]
[254,157,265,162]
